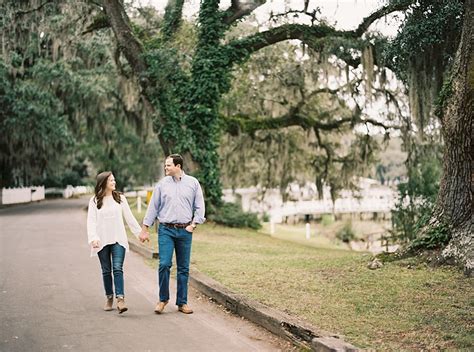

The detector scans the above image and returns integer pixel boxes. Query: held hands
[91,240,100,248]
[139,228,150,243]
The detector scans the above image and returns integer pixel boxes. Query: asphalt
[0,198,291,352]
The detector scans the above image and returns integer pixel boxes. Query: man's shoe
[116,297,128,314]
[178,304,193,314]
[154,301,168,314]
[104,296,113,311]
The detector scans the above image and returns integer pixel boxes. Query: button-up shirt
[143,172,206,227]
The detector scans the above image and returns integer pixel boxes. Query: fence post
[137,196,142,214]
[306,223,311,240]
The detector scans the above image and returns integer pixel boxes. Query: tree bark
[436,0,473,275]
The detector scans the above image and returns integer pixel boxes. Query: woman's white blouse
[87,194,141,257]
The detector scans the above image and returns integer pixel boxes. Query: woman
[87,171,141,313]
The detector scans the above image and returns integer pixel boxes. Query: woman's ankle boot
[117,297,128,314]
[104,295,113,311]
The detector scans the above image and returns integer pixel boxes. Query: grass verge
[128,208,473,350]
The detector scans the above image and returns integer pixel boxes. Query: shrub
[210,202,262,230]
[321,214,334,226]
[336,222,356,243]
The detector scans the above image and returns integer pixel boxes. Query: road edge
[128,237,358,351]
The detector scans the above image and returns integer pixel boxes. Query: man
[139,154,205,314]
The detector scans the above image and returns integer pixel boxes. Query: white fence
[223,178,399,223]
[1,185,94,205]
[46,185,93,199]
[1,186,45,205]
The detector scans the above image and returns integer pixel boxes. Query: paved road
[0,199,289,352]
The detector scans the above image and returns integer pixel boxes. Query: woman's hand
[91,240,100,248]
[139,228,150,242]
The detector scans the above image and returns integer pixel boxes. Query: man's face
[164,158,181,177]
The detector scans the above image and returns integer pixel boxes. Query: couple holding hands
[87,154,205,314]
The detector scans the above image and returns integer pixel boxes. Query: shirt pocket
[161,186,175,201]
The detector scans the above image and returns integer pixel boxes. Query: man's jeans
[158,224,193,306]
[97,243,126,298]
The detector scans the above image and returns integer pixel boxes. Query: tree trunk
[435,0,473,275]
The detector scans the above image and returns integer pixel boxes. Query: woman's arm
[121,195,142,237]
[87,197,100,245]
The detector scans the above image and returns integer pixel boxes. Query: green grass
[260,220,389,250]
[127,205,473,350]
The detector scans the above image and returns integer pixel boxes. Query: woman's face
[106,174,116,192]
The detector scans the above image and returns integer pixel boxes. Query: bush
[409,220,451,251]
[391,144,442,243]
[321,214,334,226]
[210,202,262,230]
[336,222,356,243]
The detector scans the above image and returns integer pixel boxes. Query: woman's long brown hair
[94,171,122,209]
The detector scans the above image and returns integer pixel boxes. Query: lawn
[127,205,473,350]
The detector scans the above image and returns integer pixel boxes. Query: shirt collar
[173,170,185,182]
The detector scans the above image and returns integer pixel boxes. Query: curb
[129,239,357,351]
[128,238,158,259]
[189,269,357,352]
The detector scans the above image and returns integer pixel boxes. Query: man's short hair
[167,154,184,169]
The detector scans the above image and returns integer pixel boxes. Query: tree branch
[222,0,266,25]
[162,0,185,41]
[223,108,399,136]
[14,0,54,17]
[350,0,413,38]
[226,23,338,64]
[225,1,413,65]
[102,0,148,81]
[82,13,110,35]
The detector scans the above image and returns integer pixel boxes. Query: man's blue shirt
[143,172,206,227]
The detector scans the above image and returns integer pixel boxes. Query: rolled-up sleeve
[143,185,161,227]
[192,181,206,224]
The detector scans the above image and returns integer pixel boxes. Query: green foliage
[0,2,164,188]
[219,40,386,200]
[409,219,451,251]
[321,214,334,227]
[391,143,443,243]
[209,202,261,230]
[0,59,73,186]
[384,0,463,84]
[383,0,463,134]
[336,221,356,243]
[434,75,453,118]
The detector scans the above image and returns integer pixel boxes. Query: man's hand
[185,224,196,233]
[139,228,150,243]
[91,240,100,248]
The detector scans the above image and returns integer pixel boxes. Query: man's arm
[192,181,206,225]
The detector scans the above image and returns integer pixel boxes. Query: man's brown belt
[162,222,191,229]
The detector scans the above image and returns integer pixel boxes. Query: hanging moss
[384,0,463,139]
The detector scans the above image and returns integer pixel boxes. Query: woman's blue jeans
[158,224,193,306]
[97,243,126,298]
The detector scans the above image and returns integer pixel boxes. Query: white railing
[61,185,93,199]
[1,186,45,205]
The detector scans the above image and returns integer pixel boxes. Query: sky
[140,0,402,36]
